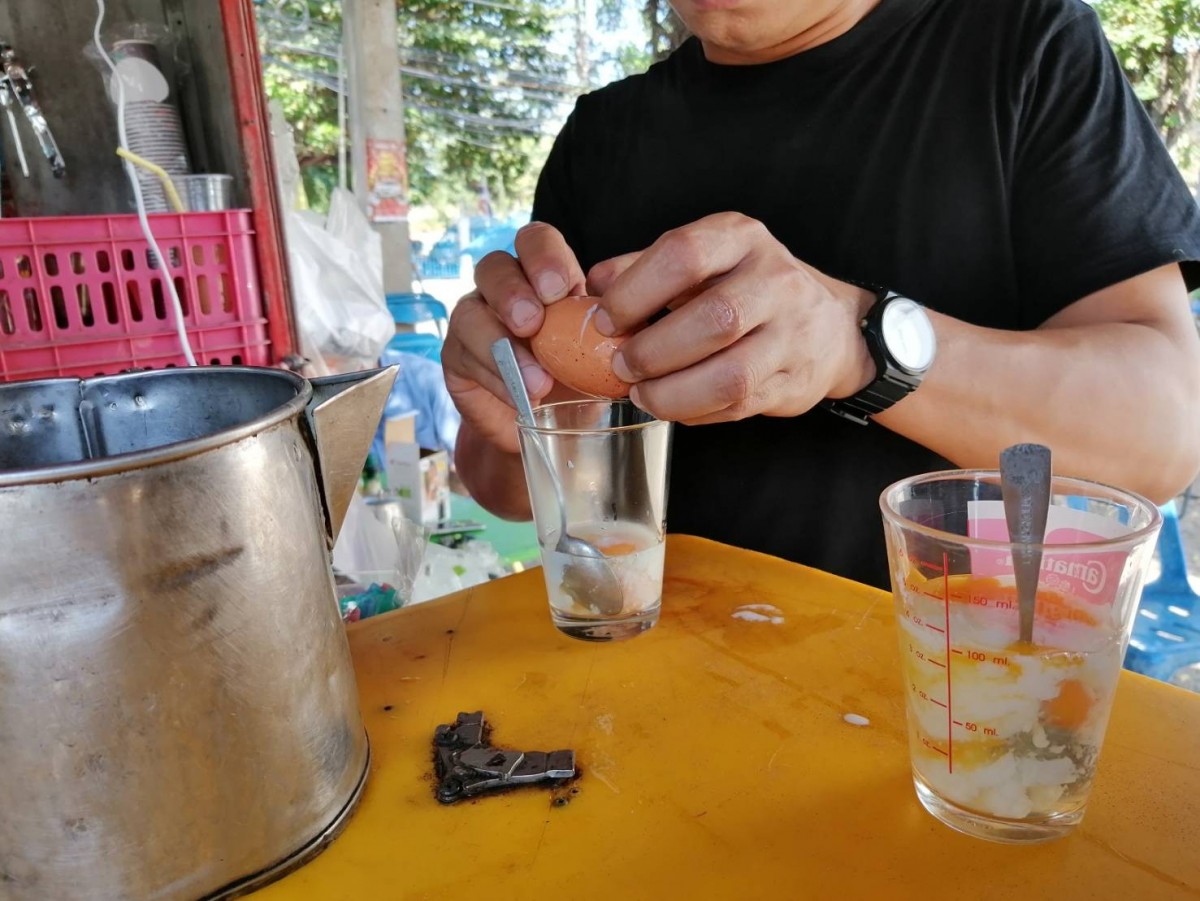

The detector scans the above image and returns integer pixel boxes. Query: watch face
[881,298,937,373]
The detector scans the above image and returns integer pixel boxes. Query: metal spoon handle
[1000,443,1052,643]
[491,339,623,615]
[490,338,569,530]
[490,338,537,427]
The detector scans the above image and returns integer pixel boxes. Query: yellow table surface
[254,536,1200,900]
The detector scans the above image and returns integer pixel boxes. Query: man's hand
[588,212,877,425]
[442,222,588,453]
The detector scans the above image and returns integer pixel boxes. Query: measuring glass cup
[880,471,1161,843]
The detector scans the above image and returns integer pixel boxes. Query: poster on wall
[366,138,409,222]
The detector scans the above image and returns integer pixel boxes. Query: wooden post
[343,0,413,296]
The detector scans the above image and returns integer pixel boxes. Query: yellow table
[255,537,1200,900]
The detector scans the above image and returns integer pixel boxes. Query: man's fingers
[611,278,763,383]
[586,252,641,296]
[471,221,587,336]
[514,221,587,303]
[630,331,780,423]
[596,213,770,336]
[445,296,553,402]
[472,255,547,338]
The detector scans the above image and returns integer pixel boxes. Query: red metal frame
[219,0,298,365]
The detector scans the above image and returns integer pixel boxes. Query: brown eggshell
[530,295,633,399]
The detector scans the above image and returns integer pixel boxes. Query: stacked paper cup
[111,40,192,212]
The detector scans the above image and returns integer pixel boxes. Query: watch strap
[824,290,927,425]
[822,378,913,426]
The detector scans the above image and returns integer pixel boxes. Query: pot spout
[307,366,398,544]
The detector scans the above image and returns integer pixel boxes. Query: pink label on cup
[967,501,1131,607]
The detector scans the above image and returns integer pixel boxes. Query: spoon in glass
[1000,443,1052,644]
[491,338,624,616]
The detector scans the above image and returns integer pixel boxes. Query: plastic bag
[332,494,429,622]
[287,188,394,371]
[268,98,305,211]
[410,540,506,605]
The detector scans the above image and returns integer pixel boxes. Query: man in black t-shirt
[440,0,1200,588]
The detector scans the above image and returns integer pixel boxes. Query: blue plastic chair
[386,293,449,335]
[383,333,443,363]
[1124,501,1200,682]
[383,293,449,363]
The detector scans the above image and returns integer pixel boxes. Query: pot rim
[0,367,313,487]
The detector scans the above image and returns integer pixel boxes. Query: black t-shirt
[531,0,1200,588]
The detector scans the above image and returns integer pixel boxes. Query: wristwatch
[824,290,937,425]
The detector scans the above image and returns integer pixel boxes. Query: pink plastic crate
[0,211,271,382]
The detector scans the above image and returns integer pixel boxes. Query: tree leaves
[1094,0,1200,177]
[259,0,571,214]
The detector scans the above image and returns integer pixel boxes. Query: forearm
[454,423,532,520]
[878,311,1200,502]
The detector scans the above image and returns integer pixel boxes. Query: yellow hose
[115,148,187,214]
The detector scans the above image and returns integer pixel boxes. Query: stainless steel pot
[0,365,397,900]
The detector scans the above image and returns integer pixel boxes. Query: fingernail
[594,308,616,336]
[521,364,552,397]
[535,271,567,301]
[629,384,644,410]
[612,350,634,383]
[511,299,540,330]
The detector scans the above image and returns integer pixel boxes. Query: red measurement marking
[921,736,949,757]
[953,720,964,726]
[930,697,947,709]
[930,745,949,757]
[943,551,953,775]
[928,659,946,668]
[952,649,964,655]
[924,622,945,634]
[915,558,946,573]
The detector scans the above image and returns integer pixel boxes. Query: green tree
[258,2,344,209]
[643,0,689,62]
[398,0,571,215]
[596,0,687,74]
[1094,0,1200,180]
[257,0,571,216]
